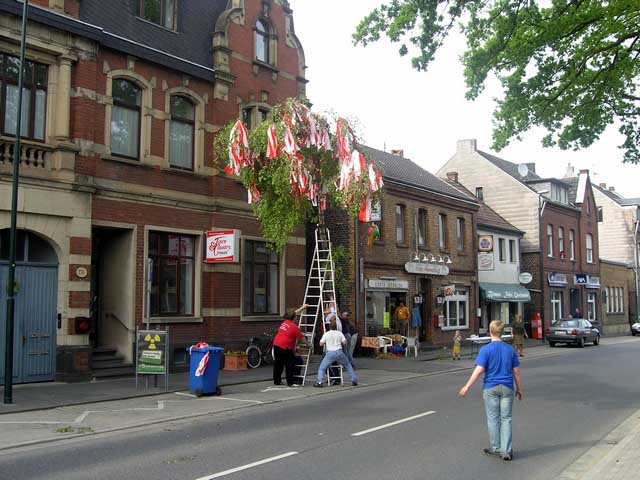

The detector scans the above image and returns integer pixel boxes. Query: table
[464,335,514,357]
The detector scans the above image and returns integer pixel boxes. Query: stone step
[92,365,135,379]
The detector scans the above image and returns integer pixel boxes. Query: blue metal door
[0,264,57,384]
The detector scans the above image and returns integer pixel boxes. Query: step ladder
[293,226,340,386]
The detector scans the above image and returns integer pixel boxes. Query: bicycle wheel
[246,345,262,369]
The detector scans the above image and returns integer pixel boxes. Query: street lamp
[4,0,29,405]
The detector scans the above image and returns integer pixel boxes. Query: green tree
[354,0,640,163]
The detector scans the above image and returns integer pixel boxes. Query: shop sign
[371,201,382,222]
[367,278,409,290]
[404,262,449,275]
[478,252,494,271]
[585,276,600,289]
[478,235,494,252]
[519,272,533,284]
[205,230,240,263]
[136,330,168,375]
[574,274,588,285]
[548,272,568,287]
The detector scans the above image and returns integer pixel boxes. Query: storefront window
[551,290,563,321]
[587,292,597,321]
[243,240,279,315]
[444,289,468,329]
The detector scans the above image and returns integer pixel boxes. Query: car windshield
[558,320,580,328]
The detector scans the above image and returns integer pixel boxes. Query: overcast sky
[289,0,639,198]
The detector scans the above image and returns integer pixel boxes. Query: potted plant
[223,351,248,371]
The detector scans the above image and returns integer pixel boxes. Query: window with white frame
[509,239,516,263]
[547,224,553,257]
[456,217,465,252]
[438,214,447,250]
[614,287,619,313]
[169,96,195,170]
[558,227,565,258]
[604,287,610,313]
[586,233,594,263]
[396,204,405,244]
[499,238,506,262]
[551,290,563,321]
[255,19,270,63]
[111,78,141,159]
[618,287,624,313]
[587,292,597,321]
[138,0,176,30]
[417,209,426,247]
[444,289,468,328]
[569,230,575,260]
[243,240,280,316]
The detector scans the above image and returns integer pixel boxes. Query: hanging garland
[214,98,384,252]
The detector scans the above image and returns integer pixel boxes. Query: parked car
[546,319,600,347]
[631,321,640,336]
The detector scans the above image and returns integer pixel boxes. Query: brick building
[438,140,601,335]
[0,0,307,382]
[327,147,479,346]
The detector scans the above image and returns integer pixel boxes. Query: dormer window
[255,20,270,63]
[551,183,568,204]
[139,0,176,30]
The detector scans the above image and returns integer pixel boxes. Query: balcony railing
[0,136,52,170]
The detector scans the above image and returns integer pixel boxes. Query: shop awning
[480,283,531,302]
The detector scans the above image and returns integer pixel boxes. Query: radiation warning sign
[137,330,167,375]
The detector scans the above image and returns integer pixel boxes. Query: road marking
[194,451,299,479]
[175,392,197,398]
[351,411,436,437]
[210,397,263,404]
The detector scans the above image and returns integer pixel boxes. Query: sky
[289,0,639,198]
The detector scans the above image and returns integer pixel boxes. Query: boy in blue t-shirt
[459,320,523,461]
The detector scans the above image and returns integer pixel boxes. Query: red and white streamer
[195,351,210,376]
[267,124,278,159]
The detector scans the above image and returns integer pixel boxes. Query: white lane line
[175,392,197,398]
[351,411,436,437]
[211,397,264,404]
[195,451,299,480]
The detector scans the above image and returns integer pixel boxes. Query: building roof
[441,180,523,234]
[360,145,476,203]
[589,183,640,207]
[477,150,541,182]
[80,0,227,70]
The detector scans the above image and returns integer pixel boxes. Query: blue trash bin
[188,345,224,397]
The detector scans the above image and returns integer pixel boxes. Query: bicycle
[246,332,276,369]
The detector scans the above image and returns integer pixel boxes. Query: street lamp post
[3,0,29,404]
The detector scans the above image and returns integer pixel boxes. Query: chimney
[564,163,575,178]
[525,162,536,174]
[456,139,477,153]
[390,149,404,157]
[609,186,615,192]
[599,183,607,189]
[579,169,589,175]
[446,172,459,183]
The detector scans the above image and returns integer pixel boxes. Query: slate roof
[592,183,640,207]
[360,145,476,203]
[80,0,227,70]
[441,180,523,234]
[477,150,541,182]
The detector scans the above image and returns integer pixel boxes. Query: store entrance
[365,290,407,336]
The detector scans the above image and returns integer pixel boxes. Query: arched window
[110,79,141,159]
[0,229,57,264]
[169,96,195,170]
[255,20,270,63]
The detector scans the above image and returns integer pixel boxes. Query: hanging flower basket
[214,98,384,252]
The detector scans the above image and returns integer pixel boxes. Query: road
[0,339,638,480]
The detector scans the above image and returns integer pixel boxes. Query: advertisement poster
[478,252,495,271]
[205,230,240,263]
[137,330,167,375]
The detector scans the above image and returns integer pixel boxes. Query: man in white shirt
[314,318,357,387]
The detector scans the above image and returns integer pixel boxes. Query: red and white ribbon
[283,126,298,156]
[226,120,250,176]
[359,195,372,222]
[247,185,261,204]
[195,351,210,376]
[267,124,278,159]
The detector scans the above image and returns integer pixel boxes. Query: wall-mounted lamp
[412,252,420,262]
[446,256,453,265]
[420,253,429,263]
[437,255,445,263]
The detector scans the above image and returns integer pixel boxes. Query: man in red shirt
[273,305,308,386]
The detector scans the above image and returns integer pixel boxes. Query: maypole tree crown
[215,98,384,252]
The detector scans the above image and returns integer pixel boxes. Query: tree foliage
[354,0,640,163]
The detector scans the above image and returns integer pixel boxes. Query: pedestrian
[340,310,356,367]
[573,308,583,319]
[394,300,410,335]
[458,320,523,461]
[273,304,309,387]
[512,314,527,357]
[324,301,342,332]
[314,318,358,387]
[452,330,462,360]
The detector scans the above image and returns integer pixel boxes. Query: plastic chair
[401,336,419,358]
[377,336,392,354]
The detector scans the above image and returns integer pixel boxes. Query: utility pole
[4,0,29,404]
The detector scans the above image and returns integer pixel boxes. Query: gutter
[384,178,480,208]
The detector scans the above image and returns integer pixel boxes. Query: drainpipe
[538,193,547,341]
[635,215,639,323]
[354,218,360,329]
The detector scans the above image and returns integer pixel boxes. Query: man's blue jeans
[482,385,514,456]
[317,350,357,384]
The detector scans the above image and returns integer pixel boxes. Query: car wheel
[593,335,600,346]
[549,341,555,347]
[579,337,585,348]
